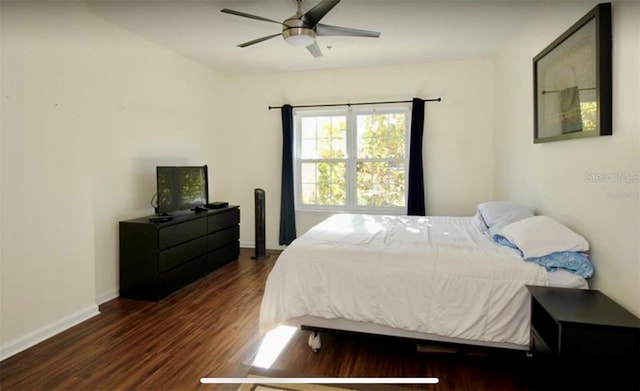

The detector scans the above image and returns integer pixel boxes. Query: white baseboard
[0,304,100,362]
[240,241,286,251]
[96,289,119,305]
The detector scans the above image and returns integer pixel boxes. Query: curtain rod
[268,97,441,110]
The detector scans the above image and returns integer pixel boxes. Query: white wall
[222,59,496,247]
[494,0,640,316]
[0,2,226,359]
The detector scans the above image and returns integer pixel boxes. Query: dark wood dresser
[119,206,240,301]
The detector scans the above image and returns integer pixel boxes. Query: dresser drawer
[159,218,206,249]
[208,208,240,233]
[159,237,207,272]
[207,225,240,250]
[159,255,205,297]
[205,242,239,273]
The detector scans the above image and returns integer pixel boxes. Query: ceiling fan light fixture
[283,27,316,47]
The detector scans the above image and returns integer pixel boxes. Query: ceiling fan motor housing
[283,17,317,47]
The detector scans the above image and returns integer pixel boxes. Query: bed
[259,202,593,352]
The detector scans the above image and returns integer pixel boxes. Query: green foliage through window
[580,102,597,132]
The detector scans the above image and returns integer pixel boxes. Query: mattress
[260,213,587,348]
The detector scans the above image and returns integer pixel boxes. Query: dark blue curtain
[279,104,297,245]
[407,98,426,216]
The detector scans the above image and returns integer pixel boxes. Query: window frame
[293,104,411,214]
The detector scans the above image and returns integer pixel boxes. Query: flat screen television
[156,165,208,214]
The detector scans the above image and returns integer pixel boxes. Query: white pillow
[498,216,589,258]
[472,211,489,233]
[477,201,533,237]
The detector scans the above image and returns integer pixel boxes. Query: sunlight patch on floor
[251,325,298,369]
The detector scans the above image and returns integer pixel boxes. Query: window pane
[301,163,317,184]
[301,184,317,204]
[300,162,346,206]
[300,116,347,159]
[296,107,410,212]
[301,118,317,139]
[356,161,406,207]
[357,113,407,159]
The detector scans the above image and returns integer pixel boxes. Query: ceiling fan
[220,0,381,57]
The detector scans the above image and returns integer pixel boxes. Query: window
[294,105,411,213]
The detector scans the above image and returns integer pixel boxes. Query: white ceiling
[85,0,550,76]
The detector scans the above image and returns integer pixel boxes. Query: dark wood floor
[0,248,536,391]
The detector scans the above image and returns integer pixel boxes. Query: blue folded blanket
[493,234,594,278]
[525,251,594,278]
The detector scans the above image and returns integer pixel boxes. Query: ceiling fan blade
[306,41,323,57]
[302,0,340,27]
[221,9,287,26]
[316,23,381,38]
[237,33,283,48]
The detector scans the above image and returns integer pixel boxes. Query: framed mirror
[533,3,612,143]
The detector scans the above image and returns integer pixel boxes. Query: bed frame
[286,315,530,353]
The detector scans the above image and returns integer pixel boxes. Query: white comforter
[259,214,549,346]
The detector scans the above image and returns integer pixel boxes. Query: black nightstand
[527,286,640,390]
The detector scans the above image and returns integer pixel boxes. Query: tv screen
[156,165,208,214]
